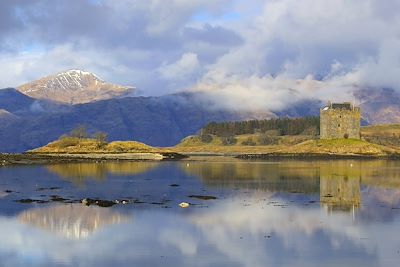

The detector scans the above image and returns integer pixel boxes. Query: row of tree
[201,117,320,137]
[62,125,108,144]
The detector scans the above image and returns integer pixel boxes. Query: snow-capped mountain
[17,70,134,104]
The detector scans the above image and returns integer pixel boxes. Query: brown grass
[31,137,156,154]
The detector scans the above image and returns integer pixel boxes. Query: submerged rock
[15,199,49,204]
[81,198,118,207]
[188,195,217,200]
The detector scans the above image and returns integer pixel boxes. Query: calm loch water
[1,160,400,266]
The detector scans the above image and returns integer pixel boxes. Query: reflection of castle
[18,204,130,239]
[320,162,361,214]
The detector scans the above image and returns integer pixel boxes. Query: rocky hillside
[17,70,134,104]
[357,88,400,124]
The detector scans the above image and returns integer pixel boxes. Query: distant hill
[0,91,273,152]
[357,88,400,124]
[0,88,71,116]
[0,85,399,153]
[0,88,36,113]
[17,70,134,104]
[0,109,18,121]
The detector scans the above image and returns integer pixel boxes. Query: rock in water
[179,202,190,208]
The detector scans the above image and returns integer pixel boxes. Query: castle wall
[320,108,361,139]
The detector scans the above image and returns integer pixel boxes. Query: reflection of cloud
[189,198,379,267]
[1,194,399,266]
[365,187,400,206]
[159,229,198,256]
[17,204,130,239]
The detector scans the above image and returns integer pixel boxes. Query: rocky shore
[0,152,187,166]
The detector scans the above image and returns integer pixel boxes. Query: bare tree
[93,131,108,145]
[70,125,88,139]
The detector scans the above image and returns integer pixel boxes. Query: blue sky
[0,0,399,110]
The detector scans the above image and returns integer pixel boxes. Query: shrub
[200,134,213,143]
[221,136,237,145]
[57,135,80,148]
[263,129,281,136]
[241,137,256,146]
[93,132,108,148]
[258,134,279,145]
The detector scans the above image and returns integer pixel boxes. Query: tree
[93,131,108,146]
[70,125,88,139]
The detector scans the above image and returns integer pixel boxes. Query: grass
[178,134,311,147]
[280,139,392,155]
[173,132,400,156]
[31,137,157,154]
[31,123,400,157]
[361,124,400,148]
[361,124,400,135]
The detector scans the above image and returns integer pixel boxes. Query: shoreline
[0,152,187,166]
[1,151,399,166]
[235,152,400,160]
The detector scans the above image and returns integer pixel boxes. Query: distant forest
[201,117,320,136]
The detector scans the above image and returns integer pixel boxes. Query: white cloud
[188,0,400,111]
[158,53,200,80]
[0,0,400,110]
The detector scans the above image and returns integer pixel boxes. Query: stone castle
[320,102,361,139]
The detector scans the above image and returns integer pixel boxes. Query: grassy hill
[29,123,400,158]
[172,124,400,157]
[31,136,157,154]
[361,124,400,148]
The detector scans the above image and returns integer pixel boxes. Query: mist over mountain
[17,70,134,104]
[2,80,399,153]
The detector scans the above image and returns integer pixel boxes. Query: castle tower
[320,102,361,139]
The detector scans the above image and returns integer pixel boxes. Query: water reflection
[1,160,400,266]
[17,204,130,239]
[181,160,400,213]
[1,194,398,266]
[47,162,159,185]
[319,161,361,212]
[180,161,320,193]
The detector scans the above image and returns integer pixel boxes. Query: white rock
[179,202,189,208]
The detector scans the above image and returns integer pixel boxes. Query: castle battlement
[320,102,361,139]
